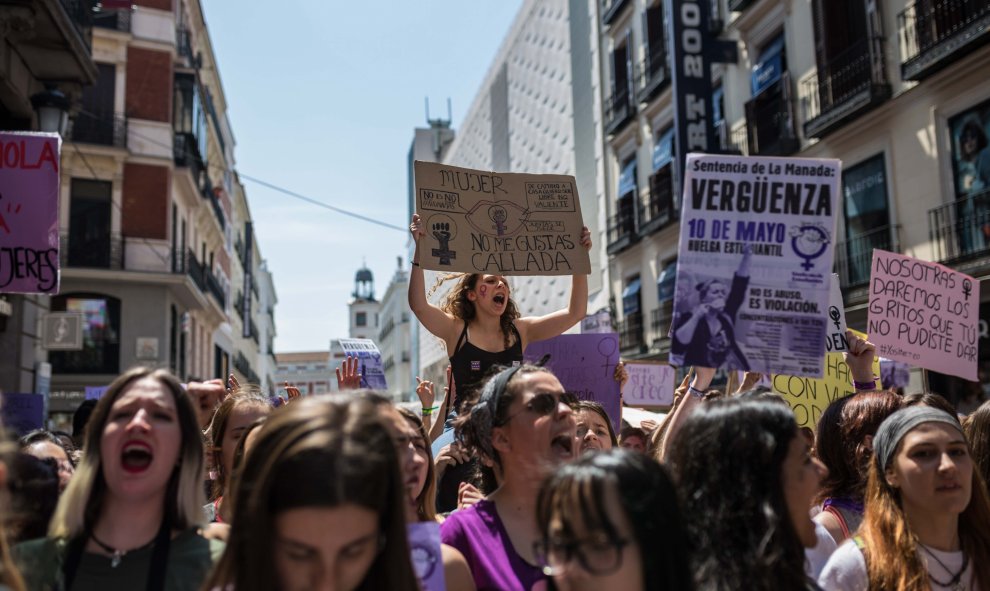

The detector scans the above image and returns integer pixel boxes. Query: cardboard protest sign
[338,338,388,390]
[414,161,590,275]
[825,274,848,353]
[670,154,840,377]
[524,333,621,432]
[0,132,61,294]
[1,393,45,435]
[408,522,446,591]
[623,361,676,407]
[772,329,880,429]
[868,250,979,381]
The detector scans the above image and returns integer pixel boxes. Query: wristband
[421,405,439,415]
[688,386,705,399]
[853,380,877,390]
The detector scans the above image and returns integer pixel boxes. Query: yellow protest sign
[771,329,881,430]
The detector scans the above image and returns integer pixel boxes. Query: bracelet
[411,261,420,267]
[853,380,877,390]
[421,405,439,415]
[688,386,705,399]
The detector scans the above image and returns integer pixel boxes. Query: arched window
[50,293,121,375]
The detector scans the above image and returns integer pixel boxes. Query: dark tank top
[448,322,523,412]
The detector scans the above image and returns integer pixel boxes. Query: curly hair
[441,274,521,349]
[667,397,811,591]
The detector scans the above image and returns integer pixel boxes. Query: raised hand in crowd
[457,481,484,511]
[428,365,454,443]
[283,381,300,401]
[614,360,628,393]
[226,372,239,395]
[659,366,715,461]
[186,378,228,430]
[335,354,362,390]
[416,377,438,427]
[435,441,470,480]
[844,329,878,390]
[737,371,765,394]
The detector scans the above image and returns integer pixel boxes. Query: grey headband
[873,406,963,472]
[466,364,524,459]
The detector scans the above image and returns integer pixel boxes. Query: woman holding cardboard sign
[408,212,592,432]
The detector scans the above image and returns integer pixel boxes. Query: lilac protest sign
[524,333,621,432]
[85,386,108,400]
[868,250,979,381]
[338,338,388,390]
[623,361,676,407]
[408,522,445,591]
[0,132,61,294]
[1,393,45,435]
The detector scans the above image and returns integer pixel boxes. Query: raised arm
[516,227,591,346]
[658,366,714,462]
[408,214,460,344]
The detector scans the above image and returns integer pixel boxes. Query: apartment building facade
[26,0,276,423]
[378,259,412,401]
[600,0,990,399]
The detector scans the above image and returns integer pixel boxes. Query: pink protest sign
[0,132,61,294]
[868,249,979,381]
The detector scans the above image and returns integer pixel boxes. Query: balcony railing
[176,27,196,66]
[234,291,245,319]
[929,191,990,268]
[604,87,635,136]
[93,8,131,32]
[601,0,632,25]
[60,232,124,269]
[651,305,674,344]
[716,120,748,155]
[57,0,94,50]
[638,171,677,235]
[635,47,670,104]
[835,225,897,288]
[69,112,127,148]
[745,73,800,156]
[249,319,260,345]
[606,201,638,255]
[205,271,227,309]
[174,132,205,190]
[898,0,990,80]
[619,311,646,352]
[802,35,891,139]
[183,248,207,293]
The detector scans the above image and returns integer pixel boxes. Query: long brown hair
[964,400,990,489]
[203,394,419,591]
[441,273,520,348]
[207,387,271,500]
[396,407,437,522]
[860,427,990,590]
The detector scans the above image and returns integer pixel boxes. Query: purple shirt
[440,499,547,591]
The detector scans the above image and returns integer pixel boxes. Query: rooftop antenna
[425,96,453,159]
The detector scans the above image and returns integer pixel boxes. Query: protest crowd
[0,207,983,591]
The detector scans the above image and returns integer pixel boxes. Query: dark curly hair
[668,397,812,591]
[441,274,521,349]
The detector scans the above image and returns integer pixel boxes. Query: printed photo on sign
[670,154,840,378]
[0,132,61,294]
[414,161,591,276]
[867,249,979,381]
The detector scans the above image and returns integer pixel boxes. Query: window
[948,99,990,256]
[356,312,367,327]
[842,155,890,284]
[68,179,113,268]
[49,294,121,375]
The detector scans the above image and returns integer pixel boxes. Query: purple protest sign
[524,333,621,432]
[0,393,45,435]
[408,522,445,591]
[0,132,61,294]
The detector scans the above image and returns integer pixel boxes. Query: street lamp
[30,85,70,136]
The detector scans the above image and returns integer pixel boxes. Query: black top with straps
[448,322,523,412]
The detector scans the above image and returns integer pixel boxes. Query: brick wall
[122,163,169,239]
[126,47,172,122]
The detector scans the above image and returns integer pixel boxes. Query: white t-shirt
[805,521,838,579]
[819,540,979,591]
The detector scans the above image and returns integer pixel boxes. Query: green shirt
[14,529,224,591]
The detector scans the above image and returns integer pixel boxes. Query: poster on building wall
[524,333,621,432]
[413,161,591,276]
[670,153,840,378]
[868,249,979,381]
[0,132,61,294]
[337,338,388,390]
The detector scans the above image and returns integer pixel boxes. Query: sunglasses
[534,534,631,577]
[502,391,578,424]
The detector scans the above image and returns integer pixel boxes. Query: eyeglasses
[533,534,630,577]
[502,392,578,424]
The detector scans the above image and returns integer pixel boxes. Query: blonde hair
[49,367,205,538]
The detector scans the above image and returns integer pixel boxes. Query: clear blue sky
[201,0,524,352]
